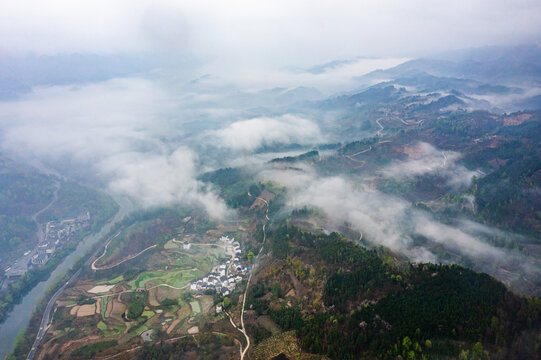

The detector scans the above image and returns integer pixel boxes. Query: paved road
[237,195,269,360]
[376,118,385,136]
[27,268,81,360]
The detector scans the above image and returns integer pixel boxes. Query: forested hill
[246,224,541,360]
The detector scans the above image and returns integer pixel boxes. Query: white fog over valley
[1,2,541,360]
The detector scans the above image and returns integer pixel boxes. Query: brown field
[105,296,114,318]
[111,299,126,317]
[155,284,182,303]
[148,287,159,306]
[200,295,214,313]
[69,305,80,316]
[285,288,296,298]
[166,303,192,334]
[166,318,181,335]
[95,297,101,314]
[77,304,96,317]
[178,304,192,319]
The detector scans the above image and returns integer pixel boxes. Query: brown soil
[504,113,531,126]
[76,304,96,317]
[70,305,80,316]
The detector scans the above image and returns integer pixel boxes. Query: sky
[1,0,541,70]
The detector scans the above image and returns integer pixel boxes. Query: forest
[252,225,541,359]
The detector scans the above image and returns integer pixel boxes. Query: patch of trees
[372,264,507,340]
[70,340,118,358]
[338,137,378,155]
[431,110,500,138]
[199,167,245,188]
[0,170,56,256]
[468,137,541,234]
[245,323,272,344]
[97,209,188,267]
[36,181,119,231]
[159,298,178,307]
[270,263,541,359]
[270,150,319,163]
[136,332,235,360]
[127,291,148,319]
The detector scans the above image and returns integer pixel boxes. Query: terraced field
[129,268,205,289]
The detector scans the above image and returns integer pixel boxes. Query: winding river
[0,196,133,359]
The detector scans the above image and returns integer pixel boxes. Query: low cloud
[381,142,480,188]
[0,77,230,218]
[211,114,324,151]
[259,165,540,292]
[103,148,229,218]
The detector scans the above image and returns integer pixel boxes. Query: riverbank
[0,196,132,360]
[0,198,118,324]
[7,259,83,360]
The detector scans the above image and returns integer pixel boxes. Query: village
[1,212,91,288]
[190,235,251,299]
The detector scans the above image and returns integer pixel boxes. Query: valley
[1,41,541,360]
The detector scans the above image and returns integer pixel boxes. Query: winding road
[90,232,120,270]
[441,151,448,167]
[229,194,269,360]
[376,118,385,136]
[92,243,156,271]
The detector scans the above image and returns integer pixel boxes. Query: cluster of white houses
[31,212,90,265]
[3,212,91,285]
[190,236,250,296]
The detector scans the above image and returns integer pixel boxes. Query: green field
[190,301,201,314]
[53,327,74,340]
[129,268,205,289]
[142,310,155,319]
[97,321,107,332]
[100,296,108,319]
[97,275,124,285]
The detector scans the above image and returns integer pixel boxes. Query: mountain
[361,45,541,85]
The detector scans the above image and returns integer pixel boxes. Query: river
[0,196,133,359]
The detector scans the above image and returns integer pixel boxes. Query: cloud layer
[0,77,230,218]
[1,1,540,69]
[258,164,540,293]
[211,115,324,151]
[381,142,480,188]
